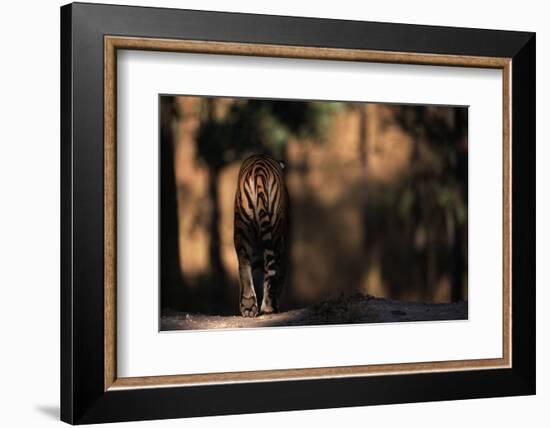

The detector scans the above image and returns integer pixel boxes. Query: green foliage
[191,98,341,168]
[393,106,468,230]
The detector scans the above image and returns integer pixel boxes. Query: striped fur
[234,154,289,317]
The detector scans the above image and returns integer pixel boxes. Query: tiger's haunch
[233,154,289,317]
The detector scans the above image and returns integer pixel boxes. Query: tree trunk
[160,97,184,311]
[208,166,228,306]
[451,221,465,302]
[451,108,468,302]
[358,103,368,175]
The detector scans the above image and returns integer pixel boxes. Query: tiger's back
[234,154,289,317]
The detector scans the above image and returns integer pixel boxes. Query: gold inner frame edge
[104,35,512,391]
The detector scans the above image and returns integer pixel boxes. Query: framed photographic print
[60,2,535,424]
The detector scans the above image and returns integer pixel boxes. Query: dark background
[160,95,468,315]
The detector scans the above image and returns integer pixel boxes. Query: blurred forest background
[160,95,468,316]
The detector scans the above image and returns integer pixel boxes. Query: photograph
[55,1,536,425]
[159,95,469,331]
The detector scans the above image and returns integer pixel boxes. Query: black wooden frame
[61,2,535,424]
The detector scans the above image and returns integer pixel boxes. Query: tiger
[233,154,289,317]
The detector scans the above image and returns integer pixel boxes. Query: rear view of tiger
[234,154,289,317]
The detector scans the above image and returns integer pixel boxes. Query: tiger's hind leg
[260,249,285,315]
[237,253,258,318]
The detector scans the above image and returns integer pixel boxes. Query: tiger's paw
[260,301,278,315]
[240,297,259,318]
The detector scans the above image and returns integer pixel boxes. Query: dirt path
[161,294,467,331]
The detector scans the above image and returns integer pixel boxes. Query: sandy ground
[161,294,467,331]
